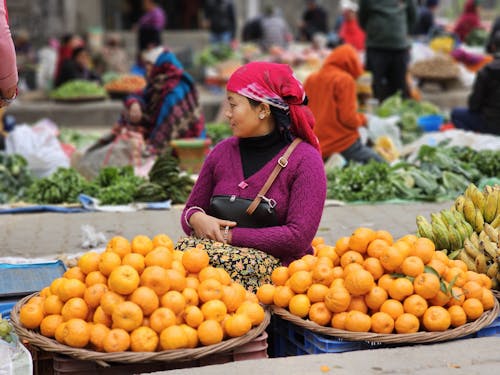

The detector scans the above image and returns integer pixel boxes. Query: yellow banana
[463,198,476,226]
[479,238,497,260]
[457,250,477,272]
[483,191,499,223]
[474,208,484,233]
[455,195,465,214]
[470,232,480,248]
[472,189,486,216]
[490,214,500,229]
[487,262,499,279]
[484,223,499,244]
[475,254,487,274]
[464,238,482,259]
[464,184,477,200]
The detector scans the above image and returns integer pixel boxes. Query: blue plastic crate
[476,314,500,337]
[0,299,17,319]
[303,330,365,353]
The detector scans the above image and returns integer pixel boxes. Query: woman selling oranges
[176,62,327,291]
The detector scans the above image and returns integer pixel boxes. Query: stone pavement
[0,201,452,258]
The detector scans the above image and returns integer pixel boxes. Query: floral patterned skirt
[175,237,282,292]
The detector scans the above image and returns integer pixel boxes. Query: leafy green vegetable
[50,80,107,99]
[205,122,232,145]
[0,153,33,204]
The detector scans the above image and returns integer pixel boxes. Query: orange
[462,298,484,320]
[288,294,311,318]
[182,247,210,273]
[89,323,110,351]
[444,267,465,287]
[257,283,276,305]
[447,287,465,307]
[183,305,204,328]
[100,291,125,315]
[344,310,371,332]
[375,230,394,245]
[50,277,65,296]
[77,251,101,275]
[198,266,221,283]
[364,286,388,311]
[342,262,363,276]
[302,254,319,269]
[422,306,451,331]
[370,311,394,334]
[394,313,420,333]
[481,288,495,310]
[185,276,200,290]
[152,233,174,251]
[340,251,364,268]
[348,227,376,253]
[149,307,176,333]
[428,289,451,307]
[171,260,187,276]
[130,326,159,352]
[362,257,384,280]
[222,283,246,312]
[273,285,295,308]
[106,236,132,258]
[288,270,313,294]
[63,267,86,282]
[144,246,173,269]
[236,301,265,325]
[197,319,224,346]
[108,265,140,295]
[413,273,440,299]
[412,237,435,263]
[306,283,329,303]
[311,236,325,248]
[403,294,428,317]
[366,239,390,259]
[388,278,414,301]
[379,246,404,272]
[399,234,417,246]
[311,262,335,286]
[378,274,394,292]
[198,278,223,302]
[103,328,130,352]
[287,259,310,275]
[216,268,232,285]
[180,324,199,348]
[224,313,252,337]
[83,283,108,309]
[393,240,412,259]
[432,250,450,263]
[316,245,339,264]
[62,318,90,348]
[451,259,468,273]
[426,259,447,277]
[98,251,122,277]
[54,322,67,343]
[479,274,492,289]
[40,314,64,338]
[379,299,404,320]
[201,299,227,322]
[140,266,170,296]
[58,278,86,302]
[324,286,351,313]
[61,297,89,321]
[331,312,348,329]
[85,271,107,287]
[111,301,143,332]
[183,287,200,307]
[332,266,344,279]
[271,266,290,286]
[330,278,345,289]
[40,287,52,298]
[129,286,159,316]
[43,295,64,315]
[344,269,375,296]
[131,235,154,256]
[308,302,333,326]
[334,236,351,256]
[121,253,145,274]
[401,256,425,278]
[160,290,186,315]
[448,305,467,327]
[463,271,482,283]
[462,281,483,300]
[347,296,368,314]
[93,306,112,327]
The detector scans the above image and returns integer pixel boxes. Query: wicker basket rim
[272,297,499,345]
[10,293,270,365]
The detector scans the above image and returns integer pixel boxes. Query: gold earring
[259,113,265,120]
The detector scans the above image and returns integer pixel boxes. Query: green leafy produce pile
[58,128,102,151]
[195,44,234,67]
[205,122,232,145]
[327,143,498,203]
[50,80,107,99]
[376,93,442,144]
[0,153,33,204]
[465,28,488,47]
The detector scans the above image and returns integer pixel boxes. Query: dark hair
[247,98,293,142]
[71,46,87,59]
[493,30,500,52]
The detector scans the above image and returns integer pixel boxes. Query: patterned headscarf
[226,61,320,151]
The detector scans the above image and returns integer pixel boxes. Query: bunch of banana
[456,223,500,290]
[416,208,473,253]
[455,184,500,233]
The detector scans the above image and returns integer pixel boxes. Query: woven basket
[272,297,499,345]
[11,293,270,367]
[493,289,500,301]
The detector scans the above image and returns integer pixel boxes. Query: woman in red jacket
[304,44,383,164]
[0,0,18,108]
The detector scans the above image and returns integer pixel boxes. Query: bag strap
[246,138,302,215]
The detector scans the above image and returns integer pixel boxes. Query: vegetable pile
[50,80,107,100]
[0,153,33,204]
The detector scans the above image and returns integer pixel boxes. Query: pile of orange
[19,234,265,352]
[256,228,496,334]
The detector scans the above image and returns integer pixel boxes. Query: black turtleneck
[239,128,290,179]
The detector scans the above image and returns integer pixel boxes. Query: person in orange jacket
[304,44,384,164]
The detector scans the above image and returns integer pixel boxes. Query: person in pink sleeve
[0,0,18,108]
[176,61,327,291]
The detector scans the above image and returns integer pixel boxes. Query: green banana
[474,208,485,233]
[472,189,486,216]
[440,210,457,227]
[457,250,477,272]
[448,226,463,251]
[455,195,466,214]
[464,238,482,259]
[463,198,476,226]
[487,262,499,279]
[484,223,499,244]
[455,222,470,243]
[483,191,499,223]
[432,223,451,251]
[416,215,435,241]
[431,212,448,228]
[475,254,487,274]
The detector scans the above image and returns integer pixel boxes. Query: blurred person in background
[305,44,384,164]
[136,0,166,52]
[412,0,440,38]
[203,0,237,45]
[54,34,85,84]
[338,0,365,51]
[36,38,59,91]
[450,30,500,136]
[55,46,101,88]
[486,16,500,54]
[101,33,129,74]
[298,0,329,42]
[1,0,17,108]
[453,0,482,43]
[259,5,292,52]
[359,0,417,102]
[13,29,37,90]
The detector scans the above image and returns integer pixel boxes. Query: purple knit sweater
[181,136,327,265]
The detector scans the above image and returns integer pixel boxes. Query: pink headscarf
[226,61,320,151]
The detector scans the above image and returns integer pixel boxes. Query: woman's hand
[190,211,236,243]
[129,102,142,123]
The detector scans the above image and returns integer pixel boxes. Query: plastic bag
[5,119,70,178]
[366,114,402,150]
[0,330,33,375]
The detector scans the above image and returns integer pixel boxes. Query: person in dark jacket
[203,0,237,44]
[451,31,500,136]
[298,0,329,42]
[486,16,500,54]
[413,0,440,37]
[359,0,417,102]
[54,46,100,88]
